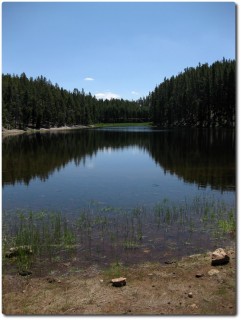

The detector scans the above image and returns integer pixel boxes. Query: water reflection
[2,128,235,191]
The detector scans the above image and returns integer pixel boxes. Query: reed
[3,211,78,271]
[3,196,235,272]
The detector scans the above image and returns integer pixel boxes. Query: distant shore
[2,125,91,137]
[2,123,152,137]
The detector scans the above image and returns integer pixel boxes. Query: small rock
[19,270,32,276]
[190,303,197,309]
[188,292,193,298]
[143,249,150,253]
[189,254,202,258]
[111,277,126,287]
[164,260,176,264]
[46,277,56,283]
[195,272,204,278]
[211,248,230,266]
[100,279,104,283]
[208,269,220,276]
[63,262,71,267]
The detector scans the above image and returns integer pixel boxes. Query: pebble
[195,273,204,278]
[164,260,176,264]
[208,269,220,276]
[19,271,32,276]
[111,277,126,287]
[63,262,71,267]
[188,292,193,298]
[46,277,56,283]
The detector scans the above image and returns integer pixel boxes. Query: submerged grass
[3,210,77,271]
[2,196,235,273]
[218,209,235,234]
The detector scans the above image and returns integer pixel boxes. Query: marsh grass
[218,209,235,234]
[103,261,125,278]
[3,210,78,271]
[123,240,141,249]
[3,196,235,273]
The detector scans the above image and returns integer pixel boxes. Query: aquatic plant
[2,196,235,274]
[218,209,235,234]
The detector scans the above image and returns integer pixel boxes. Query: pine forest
[2,58,235,129]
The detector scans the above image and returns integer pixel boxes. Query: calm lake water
[2,127,235,212]
[2,127,236,269]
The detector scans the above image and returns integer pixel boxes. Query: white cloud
[131,91,139,95]
[95,92,121,100]
[84,77,94,81]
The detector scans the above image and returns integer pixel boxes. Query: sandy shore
[2,125,90,137]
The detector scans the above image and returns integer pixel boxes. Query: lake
[2,127,235,211]
[2,127,236,270]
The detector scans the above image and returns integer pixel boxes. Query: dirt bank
[2,247,236,315]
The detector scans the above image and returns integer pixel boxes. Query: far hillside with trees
[2,59,235,130]
[149,59,235,128]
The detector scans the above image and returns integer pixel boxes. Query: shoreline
[2,247,236,315]
[2,125,91,137]
[2,123,153,137]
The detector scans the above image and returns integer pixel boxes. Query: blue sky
[2,2,236,101]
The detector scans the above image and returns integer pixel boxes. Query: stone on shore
[195,272,204,278]
[211,248,230,266]
[19,270,32,276]
[208,269,220,276]
[111,277,127,287]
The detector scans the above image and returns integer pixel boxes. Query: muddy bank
[2,247,236,315]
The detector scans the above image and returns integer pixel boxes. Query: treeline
[2,73,149,129]
[149,58,235,127]
[2,58,235,129]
